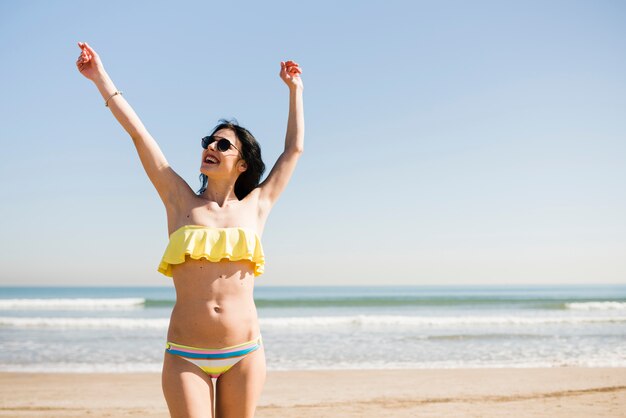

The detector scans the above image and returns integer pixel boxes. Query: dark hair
[197,118,266,200]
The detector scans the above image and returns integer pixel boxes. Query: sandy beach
[1,368,625,417]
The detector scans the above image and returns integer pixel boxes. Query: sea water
[0,285,625,373]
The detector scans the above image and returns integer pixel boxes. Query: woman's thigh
[215,343,267,418]
[162,350,215,418]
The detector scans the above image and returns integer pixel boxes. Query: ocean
[1,285,625,373]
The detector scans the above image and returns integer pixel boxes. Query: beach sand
[1,368,625,417]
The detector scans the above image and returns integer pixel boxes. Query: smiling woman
[76,41,304,418]
[196,119,266,200]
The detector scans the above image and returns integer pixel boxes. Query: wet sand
[1,368,625,417]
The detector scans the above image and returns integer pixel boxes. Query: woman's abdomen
[167,259,260,347]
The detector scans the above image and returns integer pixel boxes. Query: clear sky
[1,0,624,287]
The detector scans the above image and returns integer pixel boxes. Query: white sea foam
[0,317,168,329]
[2,313,625,330]
[0,298,145,310]
[4,358,626,373]
[261,314,626,328]
[268,358,626,370]
[0,363,163,373]
[565,301,626,311]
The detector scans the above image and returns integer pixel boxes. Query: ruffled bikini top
[157,225,265,278]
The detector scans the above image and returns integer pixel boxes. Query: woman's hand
[76,42,106,82]
[280,60,303,91]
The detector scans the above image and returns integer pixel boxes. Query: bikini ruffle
[158,226,265,277]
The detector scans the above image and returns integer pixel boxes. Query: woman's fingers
[77,43,87,60]
[282,60,301,74]
[280,60,302,82]
[84,42,97,57]
[77,42,97,59]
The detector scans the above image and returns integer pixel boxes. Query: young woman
[76,41,304,418]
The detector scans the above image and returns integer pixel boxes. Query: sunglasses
[201,135,242,155]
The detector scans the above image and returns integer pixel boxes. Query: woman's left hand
[280,60,303,91]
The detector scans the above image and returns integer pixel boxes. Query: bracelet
[104,90,123,107]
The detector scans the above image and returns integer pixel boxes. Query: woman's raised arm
[257,60,304,209]
[76,42,192,206]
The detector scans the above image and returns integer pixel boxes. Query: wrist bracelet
[105,90,123,107]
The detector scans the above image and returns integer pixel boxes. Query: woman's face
[200,128,247,178]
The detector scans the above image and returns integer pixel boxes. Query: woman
[75,41,304,418]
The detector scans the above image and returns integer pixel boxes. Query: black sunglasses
[201,135,242,155]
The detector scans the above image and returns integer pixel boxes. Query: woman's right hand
[76,42,106,82]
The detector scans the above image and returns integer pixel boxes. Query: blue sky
[0,0,624,286]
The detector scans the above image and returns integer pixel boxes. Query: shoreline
[1,367,625,417]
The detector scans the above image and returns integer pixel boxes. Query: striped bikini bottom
[165,334,263,379]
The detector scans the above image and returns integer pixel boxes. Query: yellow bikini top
[157,225,265,278]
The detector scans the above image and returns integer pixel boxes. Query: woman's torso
[164,187,267,347]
